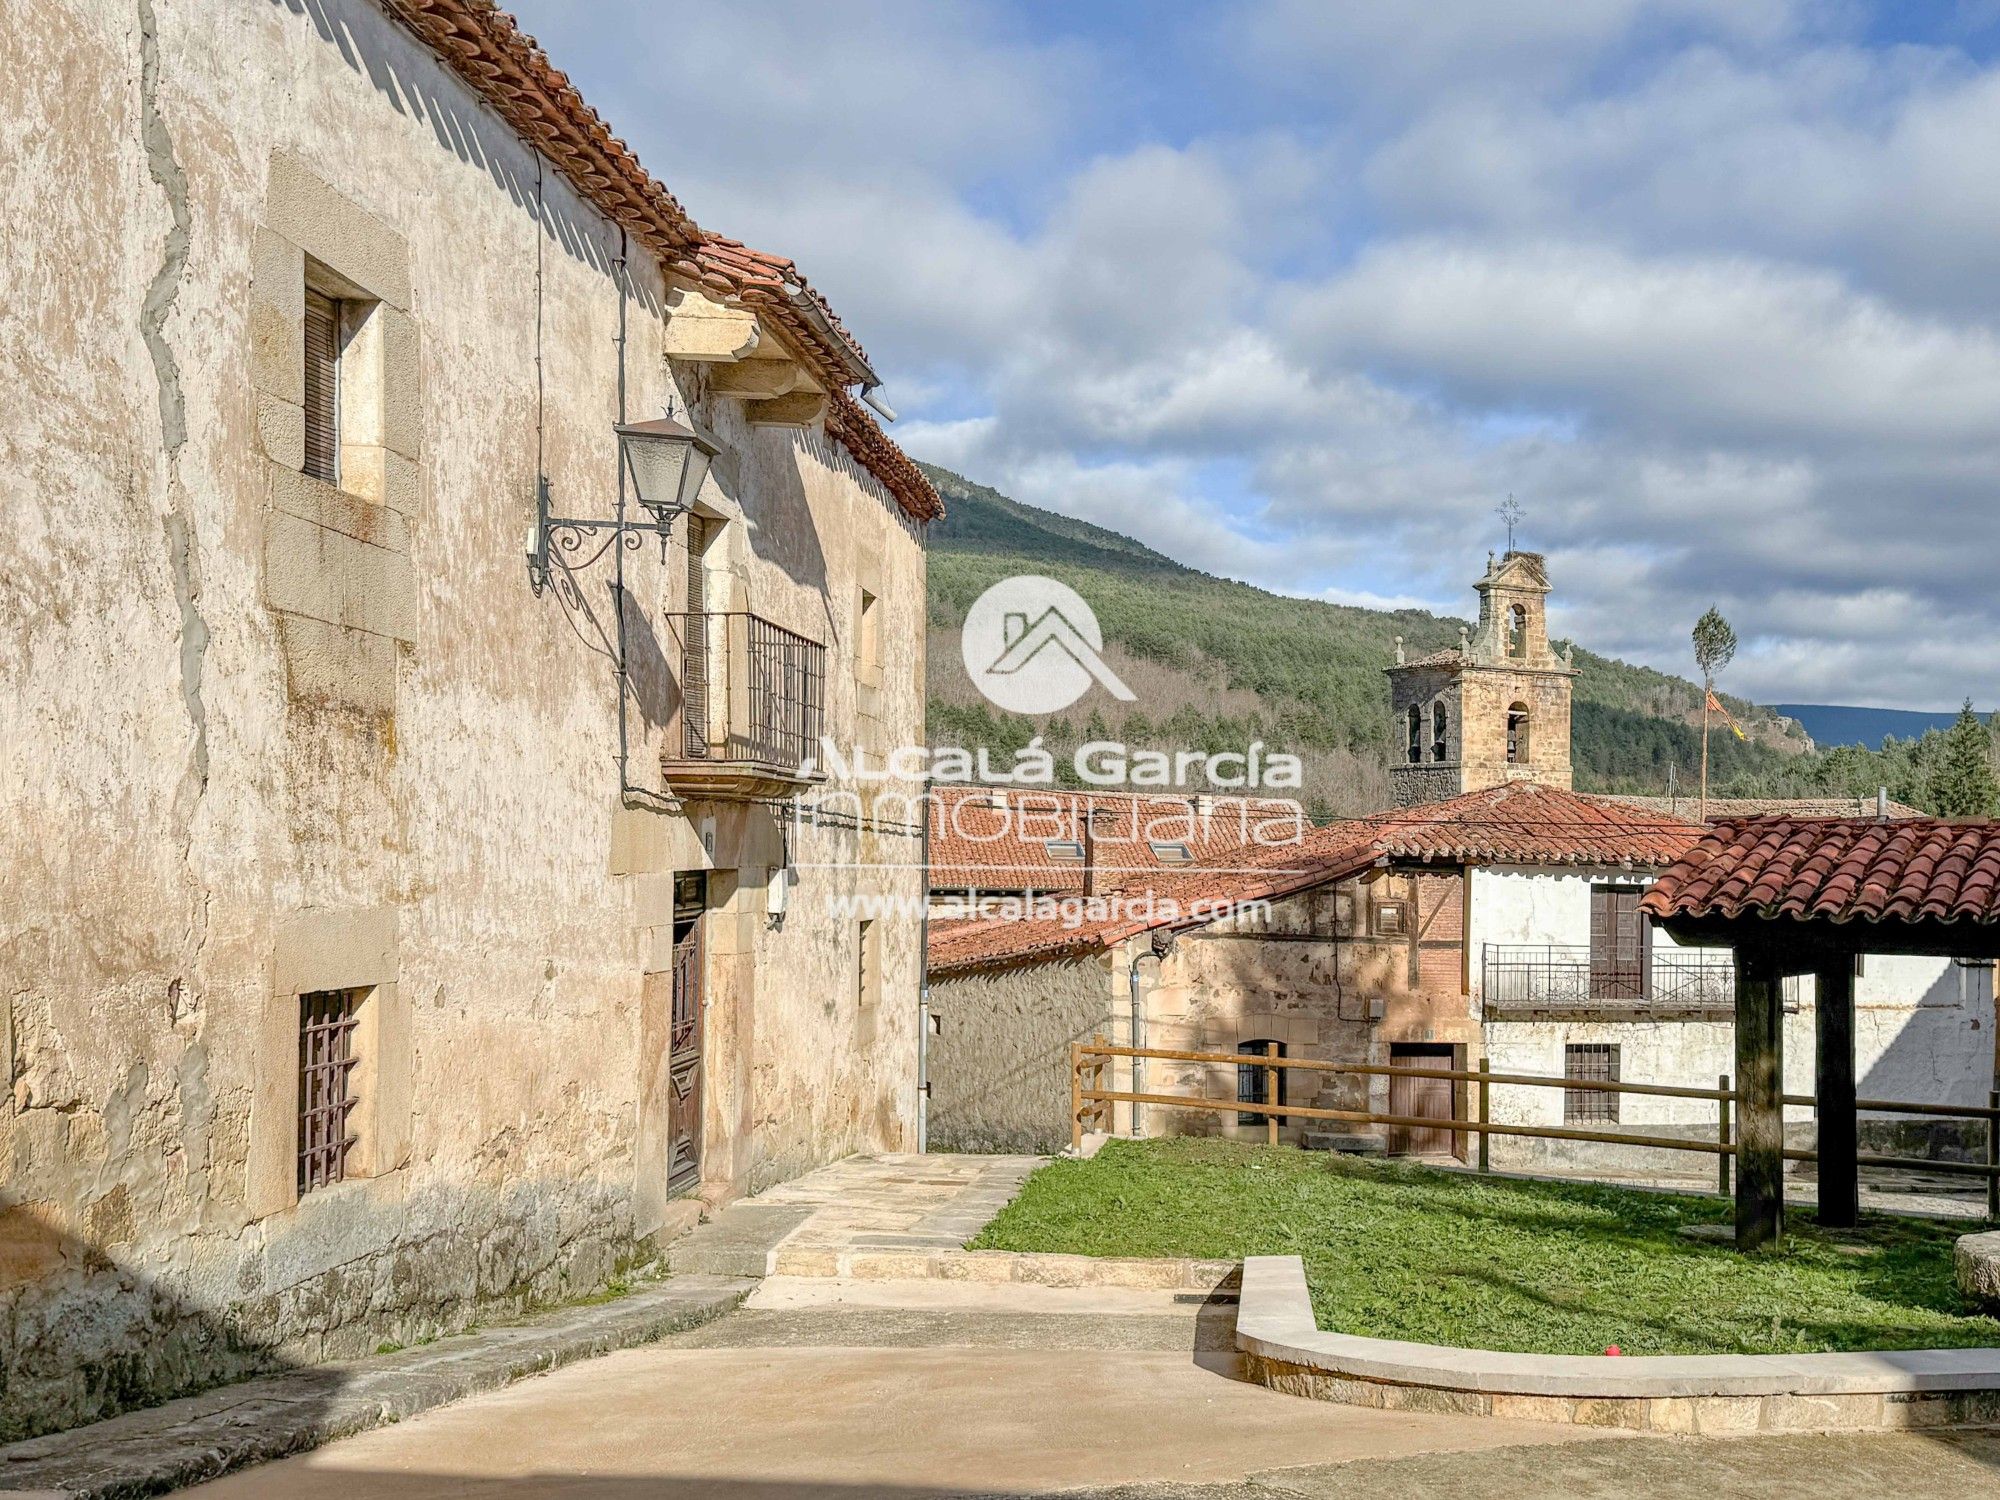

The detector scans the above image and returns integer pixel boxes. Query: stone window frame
[249,908,412,1221]
[251,153,422,716]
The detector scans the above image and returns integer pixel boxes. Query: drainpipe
[918,793,933,1153]
[1127,932,1177,1138]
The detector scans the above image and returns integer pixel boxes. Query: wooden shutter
[303,289,340,483]
[1589,886,1648,1000]
[682,516,710,757]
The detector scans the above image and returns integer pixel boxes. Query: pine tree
[1927,700,1998,816]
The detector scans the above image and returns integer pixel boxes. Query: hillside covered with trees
[920,463,1997,819]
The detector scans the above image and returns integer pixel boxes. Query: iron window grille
[1563,1043,1620,1124]
[670,611,826,768]
[298,988,361,1195]
[1237,1039,1286,1125]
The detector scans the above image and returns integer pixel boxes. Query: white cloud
[508,0,2000,713]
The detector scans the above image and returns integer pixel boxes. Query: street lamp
[527,412,723,596]
[617,415,720,527]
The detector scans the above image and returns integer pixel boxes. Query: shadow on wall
[0,1196,322,1445]
[1857,964,1998,1161]
[272,0,653,297]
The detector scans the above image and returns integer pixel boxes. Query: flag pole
[1699,677,1711,823]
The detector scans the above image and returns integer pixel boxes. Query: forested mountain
[920,463,1828,818]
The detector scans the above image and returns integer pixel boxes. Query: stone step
[1301,1131,1386,1156]
[665,1203,815,1278]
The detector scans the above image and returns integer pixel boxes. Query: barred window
[298,989,361,1195]
[1237,1039,1286,1126]
[1564,1043,1619,1124]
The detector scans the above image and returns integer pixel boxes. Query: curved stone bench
[1236,1255,2000,1434]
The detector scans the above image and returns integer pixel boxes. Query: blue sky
[511,1,2000,709]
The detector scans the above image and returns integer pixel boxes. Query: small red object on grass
[1604,1345,1623,1356]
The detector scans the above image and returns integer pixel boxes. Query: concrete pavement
[176,1277,1625,1498]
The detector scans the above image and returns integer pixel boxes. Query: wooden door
[1589,886,1649,1001]
[1388,1043,1457,1156]
[667,892,704,1197]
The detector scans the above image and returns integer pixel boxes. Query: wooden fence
[1069,1038,2000,1216]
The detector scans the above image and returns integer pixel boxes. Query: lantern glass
[617,417,721,517]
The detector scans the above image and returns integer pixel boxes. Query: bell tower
[1385,551,1576,807]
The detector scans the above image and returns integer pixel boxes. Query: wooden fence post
[1718,1073,1732,1197]
[1070,1042,1084,1154]
[1477,1055,1491,1174]
[1266,1041,1280,1146]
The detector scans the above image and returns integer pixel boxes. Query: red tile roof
[928,818,1384,976]
[380,1,941,522]
[928,787,1307,892]
[929,782,1704,976]
[1370,782,1702,869]
[1641,818,2000,927]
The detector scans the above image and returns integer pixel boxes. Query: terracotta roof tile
[930,782,1704,976]
[928,787,1308,893]
[1641,817,2000,928]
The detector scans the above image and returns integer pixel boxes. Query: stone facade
[1388,552,1575,807]
[928,865,1477,1152]
[1,0,926,1440]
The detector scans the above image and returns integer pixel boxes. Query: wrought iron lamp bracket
[526,474,684,598]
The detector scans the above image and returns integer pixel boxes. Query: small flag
[1706,691,1747,741]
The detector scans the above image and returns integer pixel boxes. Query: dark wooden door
[667,907,704,1197]
[1589,886,1649,1000]
[1388,1043,1457,1156]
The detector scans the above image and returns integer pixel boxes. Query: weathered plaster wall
[0,0,922,1440]
[1471,868,1990,1171]
[926,956,1113,1154]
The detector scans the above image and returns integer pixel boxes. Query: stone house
[927,783,1987,1165]
[926,551,1982,1165]
[1,0,938,1440]
[926,782,1698,1153]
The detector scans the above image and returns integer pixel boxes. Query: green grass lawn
[970,1138,2000,1357]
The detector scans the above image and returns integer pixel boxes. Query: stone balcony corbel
[662,285,762,362]
[742,389,829,428]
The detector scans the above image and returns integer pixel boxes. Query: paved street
[174,1274,2000,1499]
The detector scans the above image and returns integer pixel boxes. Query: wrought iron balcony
[1481,943,1737,1017]
[661,611,826,800]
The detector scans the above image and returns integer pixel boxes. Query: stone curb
[767,1245,1239,1291]
[1235,1254,2000,1434]
[0,1275,752,1500]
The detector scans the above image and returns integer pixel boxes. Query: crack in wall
[137,0,208,811]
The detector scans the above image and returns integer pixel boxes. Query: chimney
[1877,786,1889,822]
[1082,806,1107,897]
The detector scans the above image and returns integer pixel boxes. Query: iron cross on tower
[1497,495,1524,552]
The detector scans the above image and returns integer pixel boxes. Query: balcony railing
[1481,943,1736,1015]
[662,611,825,796]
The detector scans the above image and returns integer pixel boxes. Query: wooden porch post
[1814,955,1859,1230]
[1735,942,1786,1251]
